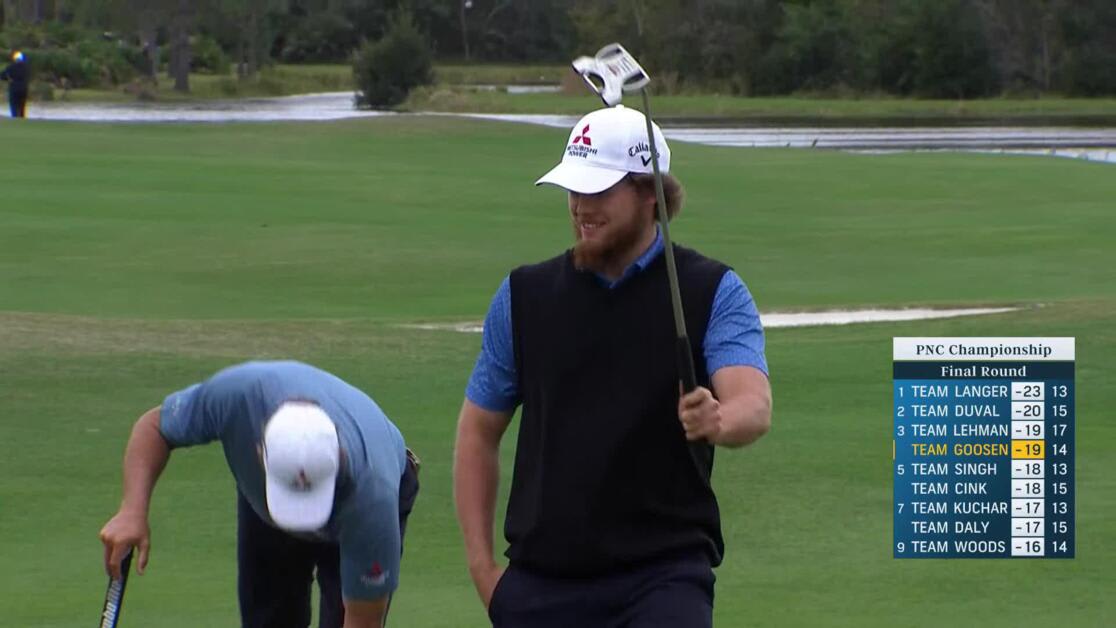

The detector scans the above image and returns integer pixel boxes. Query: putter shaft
[640,88,698,393]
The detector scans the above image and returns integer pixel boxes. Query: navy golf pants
[8,88,26,118]
[487,554,715,628]
[237,451,420,628]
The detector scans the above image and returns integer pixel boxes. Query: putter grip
[100,550,132,628]
[677,335,698,393]
[678,335,714,471]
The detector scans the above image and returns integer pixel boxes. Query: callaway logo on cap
[536,105,670,195]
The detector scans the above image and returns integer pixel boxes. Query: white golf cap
[536,105,670,194]
[263,402,340,532]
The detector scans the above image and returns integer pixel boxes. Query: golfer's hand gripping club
[100,510,151,580]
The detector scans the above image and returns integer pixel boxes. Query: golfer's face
[568,179,643,244]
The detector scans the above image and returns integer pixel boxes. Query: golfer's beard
[572,213,649,272]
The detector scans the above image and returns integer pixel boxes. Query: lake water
[24,91,1116,163]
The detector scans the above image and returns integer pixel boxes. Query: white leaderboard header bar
[894,337,1075,361]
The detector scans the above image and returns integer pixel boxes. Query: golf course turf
[1,117,1113,626]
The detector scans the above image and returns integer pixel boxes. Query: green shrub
[43,21,87,47]
[74,38,144,85]
[2,22,47,49]
[192,35,230,75]
[353,10,433,109]
[30,80,55,101]
[0,23,148,88]
[27,48,99,87]
[215,76,241,97]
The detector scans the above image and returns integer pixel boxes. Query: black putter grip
[677,335,698,393]
[100,550,132,628]
[677,334,714,469]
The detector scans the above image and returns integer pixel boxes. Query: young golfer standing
[454,106,773,627]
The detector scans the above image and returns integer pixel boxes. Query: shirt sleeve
[338,483,402,601]
[704,270,769,377]
[464,276,521,412]
[158,365,253,447]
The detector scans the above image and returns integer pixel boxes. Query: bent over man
[100,360,419,628]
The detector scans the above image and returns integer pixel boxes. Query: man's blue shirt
[466,230,768,412]
[159,360,406,600]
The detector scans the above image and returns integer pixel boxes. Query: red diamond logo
[572,125,592,146]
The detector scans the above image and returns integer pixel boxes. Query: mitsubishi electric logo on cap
[573,125,592,146]
[567,123,599,159]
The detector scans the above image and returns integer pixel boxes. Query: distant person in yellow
[1,51,29,118]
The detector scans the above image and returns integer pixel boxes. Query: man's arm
[710,366,772,446]
[680,268,771,446]
[453,398,513,608]
[98,406,172,579]
[679,367,772,447]
[343,596,389,628]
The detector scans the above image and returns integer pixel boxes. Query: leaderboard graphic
[893,338,1075,558]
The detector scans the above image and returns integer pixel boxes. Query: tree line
[2,0,1114,96]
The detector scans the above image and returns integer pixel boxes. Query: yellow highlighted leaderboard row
[1012,440,1044,459]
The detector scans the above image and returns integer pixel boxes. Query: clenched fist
[678,385,722,443]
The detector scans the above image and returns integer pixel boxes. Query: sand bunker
[404,306,1020,333]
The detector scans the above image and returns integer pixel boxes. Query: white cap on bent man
[263,401,340,532]
[535,105,670,195]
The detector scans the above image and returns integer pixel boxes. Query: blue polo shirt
[467,229,768,412]
[159,360,407,600]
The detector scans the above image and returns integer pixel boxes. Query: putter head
[571,43,650,106]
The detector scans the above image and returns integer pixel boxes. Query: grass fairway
[1,118,1113,627]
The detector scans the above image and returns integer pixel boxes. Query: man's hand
[678,385,722,442]
[99,406,170,580]
[454,399,513,610]
[471,561,507,610]
[99,510,151,580]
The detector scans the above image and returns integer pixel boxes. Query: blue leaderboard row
[893,338,1075,558]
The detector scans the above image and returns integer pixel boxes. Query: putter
[100,550,133,628]
[572,44,699,395]
[572,44,711,465]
